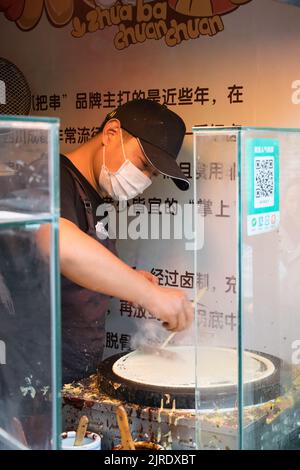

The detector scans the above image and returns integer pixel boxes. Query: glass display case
[194,127,300,450]
[0,116,61,449]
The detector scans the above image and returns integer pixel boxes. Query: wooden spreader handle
[74,415,89,446]
[116,405,135,450]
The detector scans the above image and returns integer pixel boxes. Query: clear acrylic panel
[194,127,300,450]
[193,129,239,450]
[0,116,60,450]
[0,116,59,219]
[240,129,300,450]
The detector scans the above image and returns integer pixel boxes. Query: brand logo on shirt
[0,0,252,50]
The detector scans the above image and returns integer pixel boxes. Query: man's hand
[142,285,194,332]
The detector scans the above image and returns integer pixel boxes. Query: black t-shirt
[60,154,107,231]
[60,154,117,384]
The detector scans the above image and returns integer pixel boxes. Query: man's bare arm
[36,217,193,332]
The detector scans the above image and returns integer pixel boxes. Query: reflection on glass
[0,117,60,450]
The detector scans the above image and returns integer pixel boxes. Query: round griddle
[97,348,287,410]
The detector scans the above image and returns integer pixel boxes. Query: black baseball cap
[101,99,190,191]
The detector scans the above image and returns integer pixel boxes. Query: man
[37,99,194,384]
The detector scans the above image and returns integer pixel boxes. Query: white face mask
[99,130,152,201]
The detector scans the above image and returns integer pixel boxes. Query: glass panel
[194,129,240,450]
[0,117,60,450]
[0,117,59,218]
[240,129,300,450]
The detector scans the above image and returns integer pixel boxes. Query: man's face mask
[99,130,152,201]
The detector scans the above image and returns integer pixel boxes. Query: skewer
[161,332,176,349]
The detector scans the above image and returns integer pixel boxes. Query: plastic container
[61,431,101,450]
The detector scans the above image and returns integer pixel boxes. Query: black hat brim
[138,138,190,191]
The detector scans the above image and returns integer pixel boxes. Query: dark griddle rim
[97,350,288,410]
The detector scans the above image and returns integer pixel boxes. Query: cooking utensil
[116,405,135,450]
[160,331,176,349]
[73,415,89,446]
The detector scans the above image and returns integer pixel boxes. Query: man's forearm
[36,218,194,332]
[37,218,155,306]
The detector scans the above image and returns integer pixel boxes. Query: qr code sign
[254,156,275,209]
